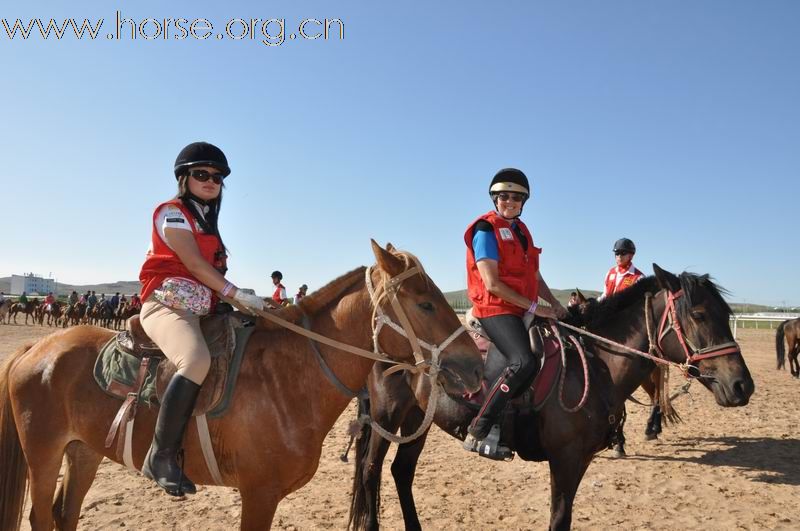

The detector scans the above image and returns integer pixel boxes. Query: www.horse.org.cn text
[1,12,345,47]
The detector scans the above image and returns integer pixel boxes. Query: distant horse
[348,265,754,531]
[40,302,63,327]
[62,302,86,327]
[0,300,11,324]
[0,242,484,531]
[8,300,38,325]
[113,302,140,330]
[776,317,800,377]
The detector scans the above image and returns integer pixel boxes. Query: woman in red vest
[138,142,265,496]
[464,168,568,458]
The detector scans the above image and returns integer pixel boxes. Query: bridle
[652,288,741,368]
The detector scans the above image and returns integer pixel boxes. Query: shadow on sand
[601,436,800,486]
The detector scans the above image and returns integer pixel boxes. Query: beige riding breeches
[140,299,210,385]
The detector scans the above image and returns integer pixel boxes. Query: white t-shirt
[153,201,208,250]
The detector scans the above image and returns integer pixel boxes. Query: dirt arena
[1,324,797,530]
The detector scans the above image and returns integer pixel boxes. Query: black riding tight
[478,313,539,395]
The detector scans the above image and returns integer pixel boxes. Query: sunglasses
[614,251,631,256]
[497,192,525,203]
[188,169,225,185]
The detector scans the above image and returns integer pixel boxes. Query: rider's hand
[233,290,265,312]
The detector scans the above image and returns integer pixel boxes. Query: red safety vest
[464,211,541,318]
[603,264,644,298]
[272,284,286,304]
[139,199,227,303]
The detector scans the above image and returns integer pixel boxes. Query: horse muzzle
[437,352,483,395]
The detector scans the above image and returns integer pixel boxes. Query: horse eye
[691,311,705,321]
[417,302,435,312]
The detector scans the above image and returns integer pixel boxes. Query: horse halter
[365,265,466,376]
[653,289,741,367]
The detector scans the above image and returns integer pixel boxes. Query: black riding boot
[463,369,516,460]
[142,374,201,496]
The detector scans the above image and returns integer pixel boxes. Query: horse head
[652,264,754,407]
[369,240,483,396]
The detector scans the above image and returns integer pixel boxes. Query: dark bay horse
[0,242,483,530]
[776,317,800,377]
[348,264,754,531]
[8,299,37,325]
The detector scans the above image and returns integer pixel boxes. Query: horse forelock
[677,272,732,321]
[369,249,430,323]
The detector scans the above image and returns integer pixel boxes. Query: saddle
[462,311,570,461]
[95,312,255,419]
[464,311,563,412]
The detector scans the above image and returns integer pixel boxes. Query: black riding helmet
[174,142,231,179]
[271,271,283,280]
[489,168,530,198]
[613,238,636,254]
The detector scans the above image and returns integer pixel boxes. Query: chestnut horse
[0,242,483,531]
[348,265,754,531]
[776,317,800,377]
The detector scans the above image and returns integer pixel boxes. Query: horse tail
[776,320,787,370]
[347,420,377,531]
[0,343,34,531]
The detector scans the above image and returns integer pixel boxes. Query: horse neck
[590,297,658,405]
[284,278,378,427]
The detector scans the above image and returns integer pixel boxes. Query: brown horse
[0,242,483,531]
[0,300,11,324]
[348,265,754,531]
[8,299,38,325]
[776,317,800,377]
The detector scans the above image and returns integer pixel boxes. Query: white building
[11,273,56,296]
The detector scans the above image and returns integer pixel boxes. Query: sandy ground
[1,323,798,530]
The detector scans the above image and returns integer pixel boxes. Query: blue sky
[2,1,798,306]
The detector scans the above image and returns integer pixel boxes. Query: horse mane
[256,266,367,330]
[578,272,732,329]
[579,276,659,329]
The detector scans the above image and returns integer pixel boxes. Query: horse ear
[576,288,587,303]
[371,239,404,277]
[386,242,396,252]
[653,263,680,292]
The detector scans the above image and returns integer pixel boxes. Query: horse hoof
[613,449,626,458]
[645,432,658,441]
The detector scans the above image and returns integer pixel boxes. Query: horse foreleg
[52,441,102,531]
[239,486,279,531]
[391,407,431,531]
[611,406,627,457]
[645,405,662,440]
[547,445,592,531]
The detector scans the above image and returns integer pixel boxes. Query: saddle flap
[155,313,238,416]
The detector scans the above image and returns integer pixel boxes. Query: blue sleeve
[472,230,499,262]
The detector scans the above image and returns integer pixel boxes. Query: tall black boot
[468,369,514,440]
[142,374,201,496]
[463,369,515,460]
